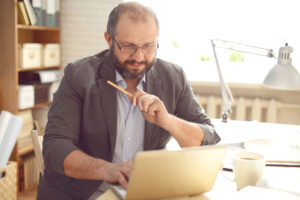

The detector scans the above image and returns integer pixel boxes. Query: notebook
[111,145,227,200]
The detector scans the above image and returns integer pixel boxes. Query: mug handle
[220,163,235,182]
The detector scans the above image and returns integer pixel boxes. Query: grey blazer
[37,50,220,200]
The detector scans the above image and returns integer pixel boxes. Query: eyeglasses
[112,38,159,55]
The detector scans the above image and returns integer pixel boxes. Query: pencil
[107,80,133,97]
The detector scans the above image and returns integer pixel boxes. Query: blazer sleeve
[175,67,221,145]
[43,64,82,175]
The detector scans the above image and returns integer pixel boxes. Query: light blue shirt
[92,71,146,198]
[112,71,145,163]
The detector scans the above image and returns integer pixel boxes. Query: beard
[111,45,156,79]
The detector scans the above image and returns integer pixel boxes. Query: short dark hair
[107,1,159,38]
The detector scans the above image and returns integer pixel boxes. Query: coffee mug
[232,152,265,190]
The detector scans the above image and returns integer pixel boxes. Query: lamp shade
[263,44,300,90]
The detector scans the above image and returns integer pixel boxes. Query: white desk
[98,119,300,200]
[98,166,300,200]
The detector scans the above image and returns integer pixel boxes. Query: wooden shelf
[32,101,52,109]
[18,66,60,72]
[1,0,60,193]
[19,101,52,111]
[18,144,34,157]
[17,24,60,31]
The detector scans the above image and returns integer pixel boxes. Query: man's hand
[102,161,133,190]
[132,90,171,129]
[132,90,204,147]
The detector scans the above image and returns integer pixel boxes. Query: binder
[55,0,60,27]
[32,0,43,26]
[42,0,47,26]
[46,0,56,27]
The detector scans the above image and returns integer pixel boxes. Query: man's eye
[143,44,154,49]
[124,45,136,50]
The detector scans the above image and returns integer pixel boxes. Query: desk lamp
[211,39,300,122]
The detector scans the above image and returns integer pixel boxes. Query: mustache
[125,60,147,65]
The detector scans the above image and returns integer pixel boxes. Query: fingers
[103,161,133,189]
[132,90,146,106]
[117,161,133,189]
[120,161,133,179]
[147,100,160,116]
[132,90,169,127]
[118,173,129,189]
[135,92,160,113]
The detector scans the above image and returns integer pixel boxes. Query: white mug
[232,152,265,190]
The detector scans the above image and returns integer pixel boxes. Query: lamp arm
[211,40,234,122]
[211,39,276,122]
[212,39,275,58]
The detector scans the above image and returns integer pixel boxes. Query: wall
[60,0,122,68]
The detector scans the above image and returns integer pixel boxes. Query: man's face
[109,13,159,80]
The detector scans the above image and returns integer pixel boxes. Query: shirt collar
[115,70,146,90]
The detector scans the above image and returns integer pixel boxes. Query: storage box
[19,43,42,68]
[33,83,51,104]
[0,162,17,200]
[18,85,35,109]
[42,44,60,67]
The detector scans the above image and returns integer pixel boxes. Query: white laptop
[111,145,227,200]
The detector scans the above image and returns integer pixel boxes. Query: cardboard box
[18,85,34,109]
[42,44,60,67]
[19,43,42,68]
[0,162,17,200]
[33,83,51,104]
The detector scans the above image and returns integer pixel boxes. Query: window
[125,0,300,84]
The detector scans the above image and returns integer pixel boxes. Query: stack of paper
[0,111,23,169]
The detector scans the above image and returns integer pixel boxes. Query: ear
[104,32,112,48]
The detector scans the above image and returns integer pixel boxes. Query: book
[0,112,23,169]
[23,0,37,25]
[17,1,30,25]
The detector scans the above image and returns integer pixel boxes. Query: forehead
[115,12,158,44]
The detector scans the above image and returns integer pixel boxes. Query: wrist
[160,113,174,132]
[97,160,112,181]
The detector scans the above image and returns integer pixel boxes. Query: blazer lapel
[97,52,117,159]
[144,65,162,150]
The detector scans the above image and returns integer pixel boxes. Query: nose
[131,47,145,62]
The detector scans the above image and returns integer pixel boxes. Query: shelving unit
[0,0,61,194]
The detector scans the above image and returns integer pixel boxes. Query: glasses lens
[119,42,158,55]
[142,44,157,54]
[121,45,136,54]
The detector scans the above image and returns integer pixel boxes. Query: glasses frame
[112,38,159,55]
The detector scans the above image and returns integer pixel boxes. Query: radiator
[196,95,279,123]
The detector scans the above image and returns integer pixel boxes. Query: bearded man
[37,2,220,200]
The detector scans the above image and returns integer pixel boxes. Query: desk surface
[98,120,300,200]
[97,166,300,200]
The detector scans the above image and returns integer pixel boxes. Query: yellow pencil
[107,80,133,97]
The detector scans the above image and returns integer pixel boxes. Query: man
[37,2,220,200]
